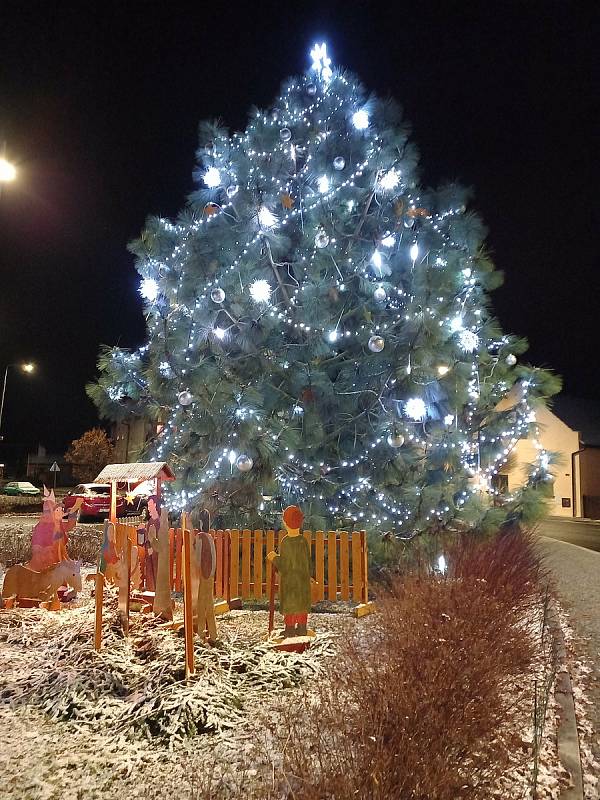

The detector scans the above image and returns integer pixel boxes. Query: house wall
[505,405,580,517]
[578,447,600,518]
[113,418,154,463]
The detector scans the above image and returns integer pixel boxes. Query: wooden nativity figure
[146,500,173,620]
[27,487,83,572]
[267,505,314,639]
[191,508,218,644]
[139,494,161,592]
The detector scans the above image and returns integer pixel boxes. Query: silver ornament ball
[368,335,385,353]
[315,230,330,249]
[505,353,517,366]
[333,156,345,171]
[210,287,225,304]
[374,286,387,302]
[306,83,317,96]
[226,184,239,198]
[236,454,253,472]
[403,217,415,228]
[279,127,292,142]
[178,390,193,407]
[387,433,405,448]
[270,108,281,121]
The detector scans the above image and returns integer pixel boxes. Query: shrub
[260,528,547,800]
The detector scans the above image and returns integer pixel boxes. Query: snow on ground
[0,518,571,799]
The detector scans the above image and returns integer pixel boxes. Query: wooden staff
[268,563,276,634]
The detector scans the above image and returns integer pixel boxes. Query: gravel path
[540,536,600,796]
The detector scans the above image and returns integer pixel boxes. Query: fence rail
[114,524,369,605]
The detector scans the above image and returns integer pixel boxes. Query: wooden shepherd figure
[267,505,312,638]
[147,504,173,620]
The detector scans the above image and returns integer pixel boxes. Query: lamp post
[0,363,35,441]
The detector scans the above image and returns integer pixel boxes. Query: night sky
[0,1,597,467]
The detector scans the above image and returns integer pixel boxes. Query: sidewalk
[540,536,600,795]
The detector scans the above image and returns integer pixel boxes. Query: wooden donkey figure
[191,508,218,644]
[2,559,82,610]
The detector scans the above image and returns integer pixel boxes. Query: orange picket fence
[114,524,370,606]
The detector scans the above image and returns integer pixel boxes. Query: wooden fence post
[181,514,195,678]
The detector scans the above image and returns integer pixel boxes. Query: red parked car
[63,483,127,520]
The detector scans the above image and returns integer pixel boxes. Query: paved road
[538,516,600,552]
[540,537,600,787]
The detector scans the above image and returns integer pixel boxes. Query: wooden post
[94,573,104,651]
[118,537,131,635]
[361,530,369,604]
[224,530,231,605]
[354,529,375,618]
[182,513,195,678]
[110,480,117,523]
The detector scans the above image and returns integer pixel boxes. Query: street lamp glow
[0,361,36,439]
[0,157,16,182]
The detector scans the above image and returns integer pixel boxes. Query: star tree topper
[310,42,333,83]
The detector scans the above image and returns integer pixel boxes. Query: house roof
[551,395,600,447]
[94,462,175,482]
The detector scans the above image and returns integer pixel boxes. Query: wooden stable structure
[93,462,175,649]
[95,461,176,522]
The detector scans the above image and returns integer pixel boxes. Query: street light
[0,157,17,183]
[0,363,36,441]
[0,157,16,183]
[0,141,17,199]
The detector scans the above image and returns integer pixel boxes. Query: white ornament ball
[368,335,385,353]
[387,433,405,448]
[226,184,239,198]
[210,287,225,304]
[315,230,330,249]
[333,156,345,171]
[236,454,253,472]
[280,127,292,142]
[306,83,317,96]
[178,391,193,407]
[506,353,517,366]
[374,286,387,302]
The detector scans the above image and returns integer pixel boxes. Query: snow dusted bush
[256,528,551,799]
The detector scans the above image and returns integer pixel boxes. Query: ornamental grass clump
[262,528,548,800]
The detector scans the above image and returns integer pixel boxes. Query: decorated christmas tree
[89,43,559,534]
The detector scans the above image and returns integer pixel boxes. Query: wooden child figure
[191,509,217,644]
[267,505,313,638]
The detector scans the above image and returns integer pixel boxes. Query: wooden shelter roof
[94,462,175,483]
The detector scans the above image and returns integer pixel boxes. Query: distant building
[501,395,600,519]
[26,444,74,486]
[112,418,157,463]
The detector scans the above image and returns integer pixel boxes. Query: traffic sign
[49,461,61,489]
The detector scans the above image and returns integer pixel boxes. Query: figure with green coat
[267,505,313,637]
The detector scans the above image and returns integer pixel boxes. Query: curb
[548,603,584,799]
